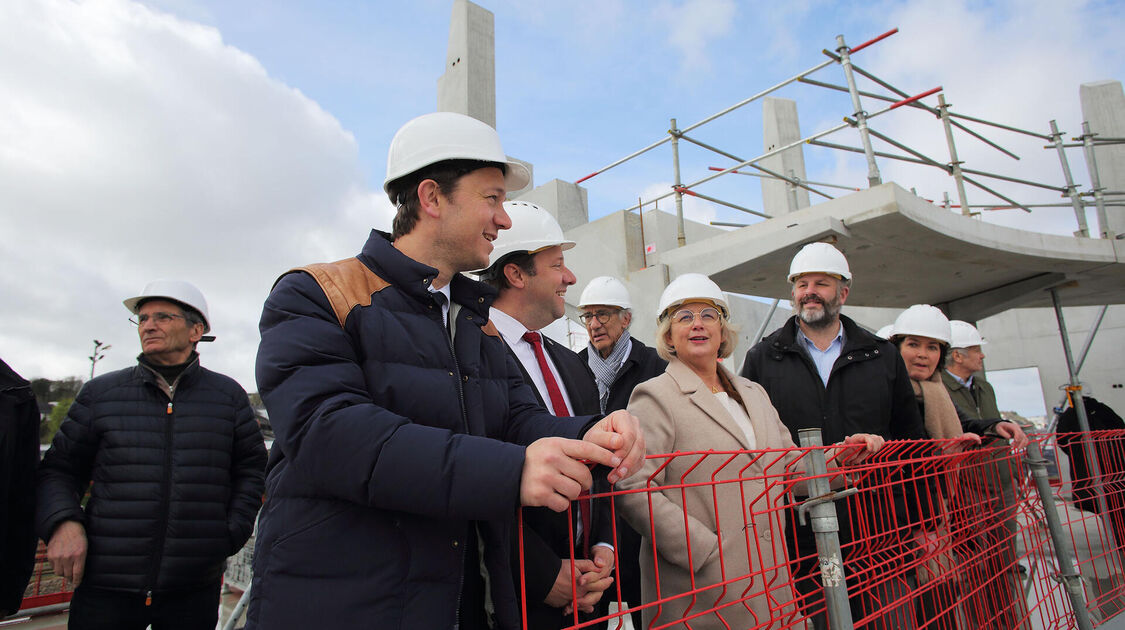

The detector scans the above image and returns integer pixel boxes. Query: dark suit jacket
[503,331,612,629]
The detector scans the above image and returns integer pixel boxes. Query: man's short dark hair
[387,159,508,239]
[479,251,537,291]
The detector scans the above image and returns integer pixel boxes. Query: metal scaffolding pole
[797,428,855,630]
[1050,289,1120,559]
[938,94,972,216]
[1049,119,1091,237]
[836,35,882,186]
[670,118,686,247]
[1080,121,1113,239]
[1046,304,1108,433]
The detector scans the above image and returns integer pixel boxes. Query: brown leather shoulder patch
[292,258,390,328]
[481,319,501,338]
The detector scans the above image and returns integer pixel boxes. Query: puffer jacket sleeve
[257,272,532,521]
[36,382,99,540]
[226,389,266,553]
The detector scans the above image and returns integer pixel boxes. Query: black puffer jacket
[248,231,593,630]
[740,314,927,445]
[36,357,266,594]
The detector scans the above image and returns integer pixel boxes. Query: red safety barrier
[20,541,73,610]
[518,431,1125,629]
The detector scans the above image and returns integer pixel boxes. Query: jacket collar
[357,230,496,320]
[664,357,760,451]
[771,314,879,355]
[135,352,201,392]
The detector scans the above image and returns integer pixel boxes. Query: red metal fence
[522,431,1125,629]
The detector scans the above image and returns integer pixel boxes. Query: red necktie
[521,330,591,557]
[521,331,571,416]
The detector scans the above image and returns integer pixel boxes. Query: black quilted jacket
[36,357,266,594]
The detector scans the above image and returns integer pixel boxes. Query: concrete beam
[940,272,1069,322]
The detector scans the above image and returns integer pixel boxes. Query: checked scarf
[586,330,632,413]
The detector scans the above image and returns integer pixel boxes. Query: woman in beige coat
[619,274,882,630]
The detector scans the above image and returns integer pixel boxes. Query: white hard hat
[482,201,575,272]
[788,242,852,282]
[949,320,987,348]
[124,279,211,333]
[891,304,950,346]
[657,273,728,320]
[383,112,531,197]
[875,324,895,340]
[578,276,632,309]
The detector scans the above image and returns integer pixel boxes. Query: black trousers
[68,582,220,630]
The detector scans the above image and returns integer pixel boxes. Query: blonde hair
[655,303,740,362]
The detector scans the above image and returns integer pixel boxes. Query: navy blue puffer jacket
[36,358,266,595]
[248,231,593,630]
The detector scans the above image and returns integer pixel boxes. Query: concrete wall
[517,179,588,231]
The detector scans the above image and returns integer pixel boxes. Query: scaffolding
[574,28,1122,241]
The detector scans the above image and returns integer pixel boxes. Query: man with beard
[740,242,926,630]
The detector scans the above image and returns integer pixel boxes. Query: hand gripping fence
[517,430,1125,630]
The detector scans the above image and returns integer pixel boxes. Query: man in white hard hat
[251,113,644,630]
[37,280,266,630]
[575,275,665,629]
[479,200,615,629]
[942,320,1029,628]
[739,242,926,630]
[577,276,667,416]
[942,321,997,418]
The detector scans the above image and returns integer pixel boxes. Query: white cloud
[0,0,388,389]
[652,0,737,75]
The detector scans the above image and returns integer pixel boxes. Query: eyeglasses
[671,307,721,325]
[579,309,619,325]
[130,312,186,326]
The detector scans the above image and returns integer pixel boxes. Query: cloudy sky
[2,0,1123,392]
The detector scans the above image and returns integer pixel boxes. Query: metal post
[1050,289,1119,558]
[1080,121,1112,239]
[1025,441,1095,630]
[797,428,854,630]
[835,35,881,187]
[937,94,972,216]
[942,191,950,211]
[1045,304,1108,433]
[787,169,801,212]
[751,299,781,347]
[1050,120,1091,237]
[670,118,686,247]
[221,583,253,630]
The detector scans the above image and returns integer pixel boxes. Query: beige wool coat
[619,358,801,630]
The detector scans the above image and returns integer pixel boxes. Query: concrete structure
[761,97,811,215]
[517,179,588,231]
[437,0,496,129]
[1081,80,1125,238]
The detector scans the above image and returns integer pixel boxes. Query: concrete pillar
[437,0,496,129]
[517,179,588,231]
[761,97,811,215]
[1080,81,1125,237]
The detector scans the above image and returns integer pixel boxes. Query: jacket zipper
[144,377,178,606]
[441,307,471,628]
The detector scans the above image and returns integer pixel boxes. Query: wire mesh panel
[518,432,1125,630]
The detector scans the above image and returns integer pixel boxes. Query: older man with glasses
[37,279,266,630]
